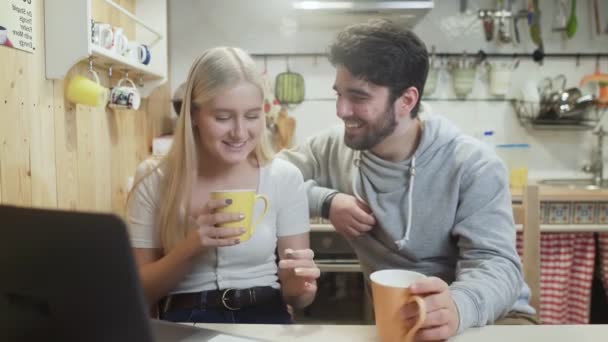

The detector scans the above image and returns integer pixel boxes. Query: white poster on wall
[0,0,35,53]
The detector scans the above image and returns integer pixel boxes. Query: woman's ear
[191,105,200,126]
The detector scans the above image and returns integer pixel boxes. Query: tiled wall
[542,202,608,224]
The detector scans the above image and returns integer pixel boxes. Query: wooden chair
[511,185,541,314]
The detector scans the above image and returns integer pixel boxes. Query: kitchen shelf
[306,97,519,102]
[313,223,608,234]
[515,224,608,233]
[251,51,608,61]
[44,0,167,97]
[90,45,164,81]
[422,97,517,102]
[315,262,362,273]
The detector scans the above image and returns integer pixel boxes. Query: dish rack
[511,100,606,131]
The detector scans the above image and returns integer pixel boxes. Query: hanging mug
[448,55,478,99]
[140,44,151,65]
[66,69,109,107]
[486,59,519,97]
[424,48,440,97]
[424,65,440,97]
[0,25,7,44]
[111,27,129,56]
[125,42,150,65]
[109,77,141,110]
[91,21,113,49]
[451,67,476,99]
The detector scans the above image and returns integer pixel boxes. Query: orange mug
[370,269,427,342]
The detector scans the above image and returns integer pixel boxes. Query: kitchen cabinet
[44,0,167,97]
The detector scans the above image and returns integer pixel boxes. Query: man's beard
[344,104,397,150]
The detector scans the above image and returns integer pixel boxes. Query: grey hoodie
[278,111,534,333]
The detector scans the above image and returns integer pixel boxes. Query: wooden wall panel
[0,0,170,214]
[53,79,79,210]
[0,46,32,206]
[75,104,96,211]
[29,5,57,208]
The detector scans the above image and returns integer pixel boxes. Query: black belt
[161,286,281,312]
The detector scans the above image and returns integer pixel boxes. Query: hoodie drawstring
[395,155,415,250]
[351,153,365,203]
[352,152,416,250]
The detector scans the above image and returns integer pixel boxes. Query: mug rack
[44,0,167,97]
[251,50,608,66]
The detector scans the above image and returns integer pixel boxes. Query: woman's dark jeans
[160,296,292,324]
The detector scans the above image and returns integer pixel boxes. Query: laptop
[0,205,261,342]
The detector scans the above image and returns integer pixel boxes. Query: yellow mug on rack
[210,190,269,242]
[66,70,108,107]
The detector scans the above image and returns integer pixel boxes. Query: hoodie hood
[353,106,462,248]
[411,105,462,169]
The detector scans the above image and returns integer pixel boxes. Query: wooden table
[194,323,608,342]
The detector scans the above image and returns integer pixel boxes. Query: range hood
[292,0,434,28]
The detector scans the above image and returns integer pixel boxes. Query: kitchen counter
[512,183,608,202]
[310,184,608,233]
[194,323,608,342]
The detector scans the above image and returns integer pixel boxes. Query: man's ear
[396,86,419,118]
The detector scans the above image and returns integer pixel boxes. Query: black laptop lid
[0,205,154,342]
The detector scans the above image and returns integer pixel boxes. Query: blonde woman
[127,47,319,324]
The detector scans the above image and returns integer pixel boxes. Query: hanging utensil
[261,56,281,130]
[592,0,601,35]
[274,107,296,150]
[529,0,542,46]
[551,0,568,32]
[494,0,512,43]
[479,10,495,41]
[498,15,513,43]
[565,0,578,39]
[275,56,305,105]
[513,16,521,43]
[513,9,528,44]
[460,0,467,13]
[580,58,608,108]
[528,0,545,64]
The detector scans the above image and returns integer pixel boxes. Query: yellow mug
[66,70,108,107]
[370,269,427,342]
[210,190,269,242]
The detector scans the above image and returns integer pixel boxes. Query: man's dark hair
[172,82,187,116]
[328,19,429,117]
[172,99,182,116]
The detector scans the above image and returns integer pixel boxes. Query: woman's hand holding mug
[188,198,245,252]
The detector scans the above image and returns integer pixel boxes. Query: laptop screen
[0,205,155,341]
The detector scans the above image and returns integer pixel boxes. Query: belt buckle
[221,288,240,311]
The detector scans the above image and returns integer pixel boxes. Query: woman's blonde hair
[129,47,274,253]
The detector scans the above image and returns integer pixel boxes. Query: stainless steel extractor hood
[292,0,434,28]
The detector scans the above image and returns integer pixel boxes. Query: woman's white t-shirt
[127,158,310,294]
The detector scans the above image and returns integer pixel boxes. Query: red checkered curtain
[517,232,596,324]
[599,233,608,301]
